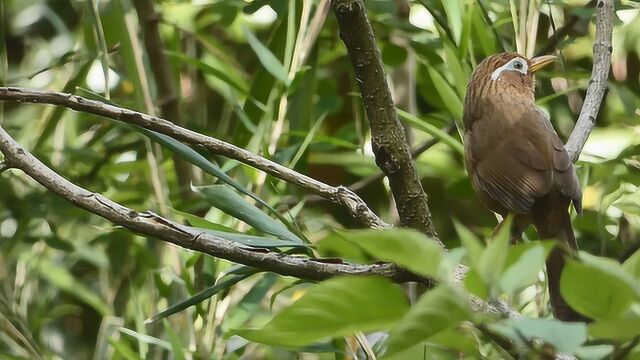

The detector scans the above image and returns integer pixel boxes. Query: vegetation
[0,0,638,359]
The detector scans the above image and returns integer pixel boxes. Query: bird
[462,52,585,321]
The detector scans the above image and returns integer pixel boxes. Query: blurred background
[0,0,638,358]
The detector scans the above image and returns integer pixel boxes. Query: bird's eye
[514,61,523,70]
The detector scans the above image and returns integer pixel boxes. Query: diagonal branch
[0,125,419,284]
[565,0,613,162]
[0,87,387,229]
[331,0,441,243]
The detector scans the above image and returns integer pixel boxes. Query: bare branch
[331,0,441,243]
[0,87,388,229]
[565,0,613,162]
[0,125,420,284]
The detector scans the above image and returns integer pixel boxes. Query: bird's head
[468,52,557,99]
[463,52,556,129]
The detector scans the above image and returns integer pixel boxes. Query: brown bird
[463,52,585,321]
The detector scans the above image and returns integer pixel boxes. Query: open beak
[529,55,557,73]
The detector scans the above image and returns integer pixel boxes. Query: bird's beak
[529,55,557,73]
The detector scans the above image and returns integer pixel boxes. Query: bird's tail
[534,200,588,322]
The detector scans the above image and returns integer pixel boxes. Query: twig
[331,0,441,243]
[0,124,418,284]
[565,0,613,162]
[0,87,388,229]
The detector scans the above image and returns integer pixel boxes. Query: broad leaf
[331,229,444,278]
[488,318,587,354]
[589,318,640,341]
[384,286,471,357]
[561,253,640,320]
[235,277,409,347]
[500,244,546,294]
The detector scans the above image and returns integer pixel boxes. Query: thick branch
[0,87,387,229]
[0,125,419,284]
[565,0,613,162]
[331,0,441,243]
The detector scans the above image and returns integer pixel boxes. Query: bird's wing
[473,137,553,214]
[534,108,582,213]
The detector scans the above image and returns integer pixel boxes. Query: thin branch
[0,87,388,229]
[0,124,418,284]
[331,0,441,243]
[565,0,613,162]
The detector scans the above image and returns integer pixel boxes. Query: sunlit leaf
[328,228,444,278]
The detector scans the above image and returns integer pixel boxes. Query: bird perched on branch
[463,52,585,321]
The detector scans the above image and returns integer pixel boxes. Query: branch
[0,87,388,229]
[0,125,420,284]
[565,0,613,162]
[331,0,441,243]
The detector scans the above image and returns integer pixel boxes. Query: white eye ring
[491,57,529,81]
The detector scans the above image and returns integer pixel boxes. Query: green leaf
[589,318,640,341]
[331,229,444,278]
[243,27,289,85]
[488,318,587,354]
[426,65,463,121]
[235,277,409,347]
[463,268,489,299]
[384,286,471,357]
[561,253,640,320]
[195,185,302,243]
[441,0,463,44]
[477,217,511,292]
[453,219,484,267]
[146,272,256,323]
[499,245,546,294]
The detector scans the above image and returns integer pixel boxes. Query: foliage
[0,0,639,359]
